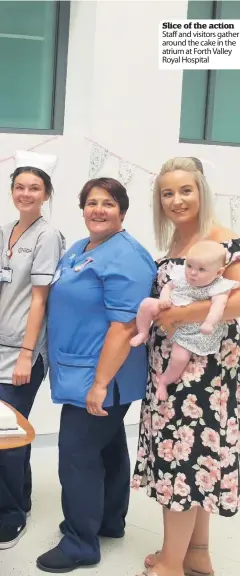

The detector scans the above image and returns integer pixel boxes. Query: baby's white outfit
[168,264,239,355]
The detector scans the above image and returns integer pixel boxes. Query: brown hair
[79,177,129,213]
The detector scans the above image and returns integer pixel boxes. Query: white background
[0,1,239,435]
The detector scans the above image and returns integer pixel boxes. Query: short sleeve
[31,228,65,286]
[208,277,240,297]
[101,251,156,323]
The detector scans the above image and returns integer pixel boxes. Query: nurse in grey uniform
[0,150,64,550]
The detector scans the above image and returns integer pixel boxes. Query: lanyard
[6,216,42,259]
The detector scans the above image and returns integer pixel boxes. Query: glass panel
[0,1,57,130]
[179,1,214,140]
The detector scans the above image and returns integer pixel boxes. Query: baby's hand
[158,299,172,310]
[200,322,214,335]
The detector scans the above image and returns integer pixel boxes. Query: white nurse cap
[14,150,57,179]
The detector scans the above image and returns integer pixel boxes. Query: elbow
[31,294,48,309]
[111,320,137,340]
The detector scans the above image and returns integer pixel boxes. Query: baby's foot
[130,333,148,347]
[156,379,168,401]
[200,322,214,335]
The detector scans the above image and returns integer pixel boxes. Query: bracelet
[21,346,34,352]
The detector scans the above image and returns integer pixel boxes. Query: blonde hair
[153,157,214,251]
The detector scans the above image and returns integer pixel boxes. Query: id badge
[51,268,61,285]
[1,267,13,283]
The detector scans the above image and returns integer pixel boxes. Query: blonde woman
[133,158,240,576]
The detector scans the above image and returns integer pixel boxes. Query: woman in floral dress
[133,157,240,576]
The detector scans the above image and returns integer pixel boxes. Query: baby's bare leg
[130,298,161,346]
[156,343,191,401]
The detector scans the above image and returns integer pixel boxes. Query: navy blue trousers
[0,354,44,526]
[58,388,131,562]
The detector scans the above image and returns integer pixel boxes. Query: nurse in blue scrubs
[37,177,156,573]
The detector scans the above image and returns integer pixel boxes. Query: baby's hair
[187,240,227,268]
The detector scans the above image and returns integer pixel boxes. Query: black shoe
[37,545,100,573]
[0,524,27,549]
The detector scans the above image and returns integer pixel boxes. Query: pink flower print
[195,469,215,493]
[156,475,173,506]
[173,425,195,447]
[151,350,163,375]
[203,494,219,513]
[226,417,238,445]
[137,446,146,460]
[198,455,218,471]
[221,339,236,359]
[221,491,238,513]
[174,473,190,497]
[209,390,220,413]
[210,376,221,389]
[182,395,203,419]
[237,381,240,403]
[173,441,191,462]
[170,502,184,511]
[220,405,228,430]
[131,477,141,490]
[220,341,240,369]
[221,384,230,404]
[158,439,174,462]
[220,447,236,469]
[157,398,175,425]
[151,412,162,435]
[209,385,229,428]
[182,357,207,383]
[198,456,220,483]
[142,410,151,432]
[201,428,220,454]
[224,348,239,370]
[221,470,238,492]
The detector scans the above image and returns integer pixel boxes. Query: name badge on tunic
[1,267,13,283]
[51,268,61,285]
[74,257,93,272]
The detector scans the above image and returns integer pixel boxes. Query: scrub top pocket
[55,350,97,405]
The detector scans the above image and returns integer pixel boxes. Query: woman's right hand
[153,305,183,338]
[12,350,32,386]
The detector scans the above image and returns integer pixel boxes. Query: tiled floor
[0,436,239,575]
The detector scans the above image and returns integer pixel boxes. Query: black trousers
[0,355,44,526]
[58,386,131,562]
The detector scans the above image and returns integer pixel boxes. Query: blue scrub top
[47,231,157,408]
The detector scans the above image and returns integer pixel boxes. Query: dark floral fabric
[133,240,240,516]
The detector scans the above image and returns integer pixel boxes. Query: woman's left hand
[86,384,108,417]
[153,306,182,338]
[12,354,32,386]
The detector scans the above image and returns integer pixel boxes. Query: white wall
[0,1,239,434]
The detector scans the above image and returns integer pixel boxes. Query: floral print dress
[133,239,240,517]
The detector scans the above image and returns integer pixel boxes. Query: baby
[131,240,240,401]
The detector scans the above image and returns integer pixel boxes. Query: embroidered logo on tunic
[18,248,32,253]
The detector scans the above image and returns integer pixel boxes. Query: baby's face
[185,256,220,287]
